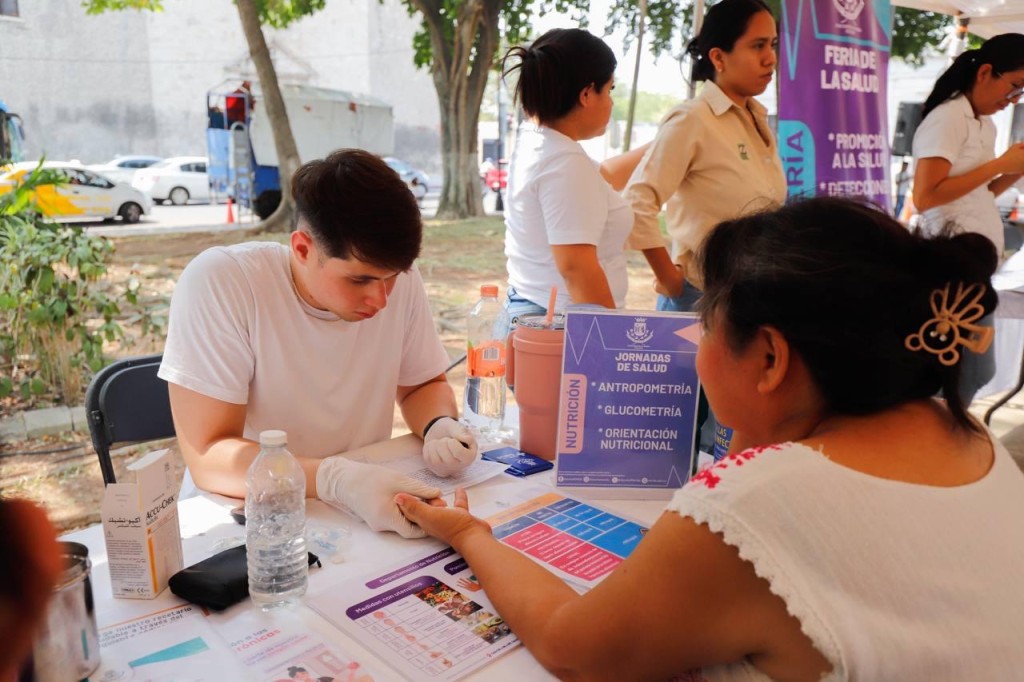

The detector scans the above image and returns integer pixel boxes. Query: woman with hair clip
[913,32,1024,405]
[500,28,632,324]
[397,197,1024,680]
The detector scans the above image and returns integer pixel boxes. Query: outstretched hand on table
[317,456,443,538]
[395,487,491,547]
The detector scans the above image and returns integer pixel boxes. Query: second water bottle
[464,284,510,436]
[246,429,308,610]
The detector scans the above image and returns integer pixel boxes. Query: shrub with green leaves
[0,161,152,404]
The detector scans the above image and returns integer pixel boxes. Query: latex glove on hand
[422,417,479,477]
[316,457,441,538]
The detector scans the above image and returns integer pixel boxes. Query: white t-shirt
[667,437,1024,680]
[912,95,1003,254]
[504,124,633,312]
[159,242,450,460]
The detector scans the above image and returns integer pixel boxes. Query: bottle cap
[480,284,499,297]
[259,429,288,446]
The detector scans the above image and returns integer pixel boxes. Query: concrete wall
[0,0,441,168]
[0,4,157,162]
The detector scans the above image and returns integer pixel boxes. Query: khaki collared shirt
[625,81,786,289]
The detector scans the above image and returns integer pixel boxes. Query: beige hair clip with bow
[905,282,993,366]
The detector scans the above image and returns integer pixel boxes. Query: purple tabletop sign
[555,310,700,498]
[778,0,892,211]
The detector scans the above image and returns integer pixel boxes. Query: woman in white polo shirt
[913,33,1024,404]
[618,0,786,313]
[500,28,633,324]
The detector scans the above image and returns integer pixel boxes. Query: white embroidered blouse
[666,437,1024,681]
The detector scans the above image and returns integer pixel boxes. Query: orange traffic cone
[226,196,235,224]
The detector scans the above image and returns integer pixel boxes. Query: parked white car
[87,155,162,185]
[132,156,210,205]
[0,161,152,223]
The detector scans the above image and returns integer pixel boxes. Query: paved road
[77,187,506,238]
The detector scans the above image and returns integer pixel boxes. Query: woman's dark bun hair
[502,28,616,123]
[922,32,1024,118]
[686,0,773,83]
[697,196,998,431]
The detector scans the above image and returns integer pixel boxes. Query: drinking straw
[545,286,557,327]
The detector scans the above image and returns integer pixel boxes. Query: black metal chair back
[84,354,175,485]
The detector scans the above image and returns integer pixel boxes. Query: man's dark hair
[291,149,422,271]
[286,666,306,677]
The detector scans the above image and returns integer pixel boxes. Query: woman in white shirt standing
[913,32,1024,405]
[500,28,633,323]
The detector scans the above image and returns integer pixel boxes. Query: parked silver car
[88,155,162,185]
[132,156,209,205]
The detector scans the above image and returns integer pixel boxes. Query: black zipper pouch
[168,544,320,611]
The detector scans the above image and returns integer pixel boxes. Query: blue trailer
[206,81,394,218]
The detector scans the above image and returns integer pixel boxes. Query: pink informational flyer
[308,492,647,679]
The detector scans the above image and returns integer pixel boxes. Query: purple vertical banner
[555,310,700,499]
[778,0,892,211]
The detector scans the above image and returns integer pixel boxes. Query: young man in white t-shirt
[159,150,477,538]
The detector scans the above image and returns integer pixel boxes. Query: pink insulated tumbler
[506,313,565,461]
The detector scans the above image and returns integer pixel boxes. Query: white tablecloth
[67,437,668,681]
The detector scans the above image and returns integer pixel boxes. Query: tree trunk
[235,0,302,233]
[414,0,499,220]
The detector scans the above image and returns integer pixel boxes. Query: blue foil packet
[482,446,554,477]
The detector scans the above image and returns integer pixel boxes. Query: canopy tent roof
[893,0,1024,39]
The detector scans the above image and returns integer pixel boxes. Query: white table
[68,436,668,681]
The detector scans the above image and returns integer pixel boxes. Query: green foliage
[0,161,161,405]
[255,0,327,29]
[83,0,164,13]
[84,0,324,27]
[612,88,679,123]
[400,0,591,72]
[602,1,957,69]
[892,8,949,66]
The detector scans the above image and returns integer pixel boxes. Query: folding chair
[84,353,175,485]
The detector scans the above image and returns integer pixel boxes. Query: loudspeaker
[1012,104,1024,143]
[892,102,924,157]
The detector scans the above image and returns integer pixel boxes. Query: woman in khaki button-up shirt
[604,0,786,313]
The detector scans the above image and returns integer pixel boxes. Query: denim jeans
[656,281,704,313]
[501,286,549,338]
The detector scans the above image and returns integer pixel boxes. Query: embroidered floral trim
[689,444,786,490]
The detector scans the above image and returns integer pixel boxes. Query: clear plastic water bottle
[464,284,510,436]
[246,429,308,610]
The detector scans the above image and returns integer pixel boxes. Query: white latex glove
[422,417,479,477]
[316,457,441,538]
